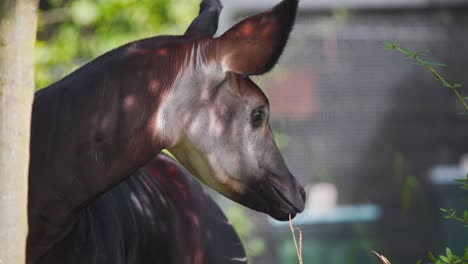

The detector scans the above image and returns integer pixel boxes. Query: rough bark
[0,1,38,263]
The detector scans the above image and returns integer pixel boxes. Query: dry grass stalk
[373,251,392,264]
[289,214,303,264]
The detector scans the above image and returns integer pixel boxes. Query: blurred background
[36,0,468,263]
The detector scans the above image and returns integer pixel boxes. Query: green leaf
[429,252,438,263]
[401,176,419,213]
[384,41,398,50]
[415,61,427,66]
[384,41,396,50]
[400,47,414,56]
[453,83,462,89]
[415,49,430,56]
[440,255,450,263]
[462,249,468,260]
[423,61,447,67]
[447,248,453,260]
[443,83,454,89]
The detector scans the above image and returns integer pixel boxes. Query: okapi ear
[185,0,223,37]
[217,0,298,75]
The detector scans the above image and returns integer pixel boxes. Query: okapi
[27,0,306,263]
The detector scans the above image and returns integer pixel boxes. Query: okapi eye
[251,109,265,128]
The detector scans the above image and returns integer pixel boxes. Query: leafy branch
[384,41,468,111]
[440,175,468,227]
[374,247,468,264]
[378,42,468,264]
[428,247,468,264]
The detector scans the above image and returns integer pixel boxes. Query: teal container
[270,205,382,264]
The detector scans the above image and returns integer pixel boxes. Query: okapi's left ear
[185,0,223,37]
[216,0,298,75]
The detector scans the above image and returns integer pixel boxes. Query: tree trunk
[0,1,38,263]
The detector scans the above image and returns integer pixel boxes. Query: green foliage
[401,175,420,213]
[36,0,198,88]
[440,175,468,226]
[427,247,468,264]
[425,175,468,264]
[392,151,425,215]
[225,205,266,262]
[384,42,468,264]
[273,131,290,150]
[440,208,468,226]
[456,175,468,191]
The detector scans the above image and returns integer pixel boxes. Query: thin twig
[289,214,303,264]
[395,46,468,110]
[373,251,392,264]
[387,42,468,111]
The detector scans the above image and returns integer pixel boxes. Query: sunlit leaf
[70,0,99,26]
[446,248,453,260]
[439,255,450,263]
[36,0,199,88]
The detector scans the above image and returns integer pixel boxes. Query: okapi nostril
[299,185,306,201]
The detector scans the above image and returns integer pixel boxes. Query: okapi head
[160,0,305,221]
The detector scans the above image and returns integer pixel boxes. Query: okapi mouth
[272,184,304,212]
[262,183,304,221]
[254,167,306,221]
[234,177,305,222]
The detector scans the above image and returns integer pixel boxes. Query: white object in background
[305,182,338,213]
[459,154,468,176]
[431,165,464,185]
